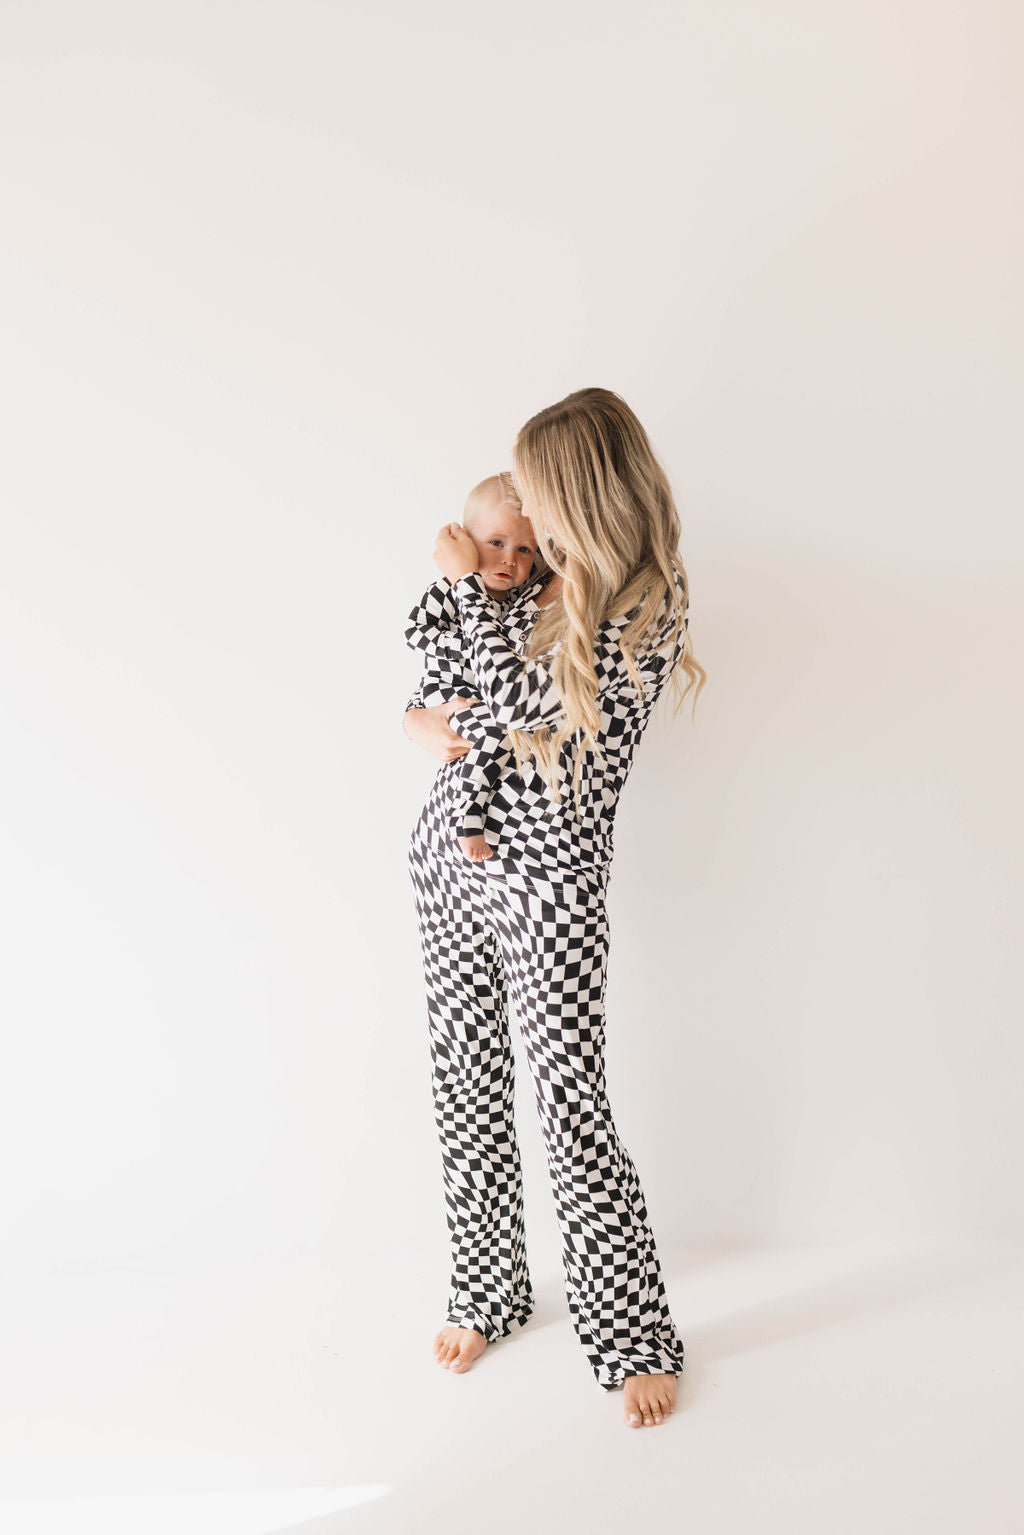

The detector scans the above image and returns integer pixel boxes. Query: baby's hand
[434,522,479,586]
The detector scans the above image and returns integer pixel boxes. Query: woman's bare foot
[623,1372,676,1427]
[433,1324,488,1373]
[458,833,493,861]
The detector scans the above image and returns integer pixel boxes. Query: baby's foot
[458,833,493,861]
[433,1324,488,1373]
[623,1372,677,1427]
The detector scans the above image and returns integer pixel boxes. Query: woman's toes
[623,1373,676,1426]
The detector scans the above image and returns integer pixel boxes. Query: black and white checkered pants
[408,817,686,1392]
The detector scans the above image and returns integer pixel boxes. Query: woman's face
[517,491,560,562]
[517,489,543,533]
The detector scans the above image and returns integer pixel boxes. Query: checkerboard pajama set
[404,566,688,1391]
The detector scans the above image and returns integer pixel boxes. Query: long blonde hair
[507,387,707,815]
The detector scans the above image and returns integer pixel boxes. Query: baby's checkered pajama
[404,578,528,842]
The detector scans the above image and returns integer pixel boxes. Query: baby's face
[468,500,539,596]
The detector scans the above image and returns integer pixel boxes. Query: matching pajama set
[404,564,689,1391]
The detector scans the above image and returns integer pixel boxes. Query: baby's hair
[463,472,523,534]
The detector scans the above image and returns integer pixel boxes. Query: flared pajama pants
[408,820,686,1391]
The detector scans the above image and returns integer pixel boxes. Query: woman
[403,387,706,1429]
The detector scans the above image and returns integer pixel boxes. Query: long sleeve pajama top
[405,566,689,876]
[403,575,538,706]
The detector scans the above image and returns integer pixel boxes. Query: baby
[405,472,540,861]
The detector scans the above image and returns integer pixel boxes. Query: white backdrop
[1,0,1020,1354]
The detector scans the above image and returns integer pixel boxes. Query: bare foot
[433,1323,488,1373]
[623,1372,676,1427]
[458,833,493,861]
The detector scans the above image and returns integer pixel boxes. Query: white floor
[1,1241,1020,1534]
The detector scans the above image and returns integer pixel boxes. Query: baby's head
[463,472,539,597]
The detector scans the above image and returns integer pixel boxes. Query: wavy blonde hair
[506,387,707,816]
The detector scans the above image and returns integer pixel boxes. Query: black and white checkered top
[404,574,531,705]
[405,565,689,875]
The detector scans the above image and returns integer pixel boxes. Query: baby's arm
[404,577,476,673]
[404,574,524,726]
[404,675,426,713]
[402,580,476,723]
[405,575,522,665]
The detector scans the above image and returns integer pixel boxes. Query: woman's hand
[403,697,483,762]
[433,522,479,585]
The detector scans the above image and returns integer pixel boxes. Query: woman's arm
[447,570,569,733]
[406,575,525,672]
[448,568,691,732]
[403,696,482,762]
